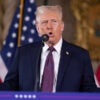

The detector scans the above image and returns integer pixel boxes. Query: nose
[47,21,52,30]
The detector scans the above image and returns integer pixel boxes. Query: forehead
[37,10,60,21]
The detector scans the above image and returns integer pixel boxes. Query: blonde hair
[35,5,63,22]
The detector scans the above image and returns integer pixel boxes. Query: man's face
[36,10,64,45]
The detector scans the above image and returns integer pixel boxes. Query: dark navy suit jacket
[0,40,98,92]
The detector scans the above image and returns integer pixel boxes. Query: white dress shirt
[40,38,63,92]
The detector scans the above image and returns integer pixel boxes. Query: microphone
[41,34,49,42]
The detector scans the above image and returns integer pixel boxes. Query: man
[0,5,99,92]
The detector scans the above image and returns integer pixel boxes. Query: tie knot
[48,46,55,52]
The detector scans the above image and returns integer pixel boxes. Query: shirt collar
[42,38,63,54]
[54,38,62,54]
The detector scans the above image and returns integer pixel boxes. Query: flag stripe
[0,55,8,82]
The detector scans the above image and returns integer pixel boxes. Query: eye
[51,19,57,23]
[41,21,48,25]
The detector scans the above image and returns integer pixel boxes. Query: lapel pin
[66,51,69,55]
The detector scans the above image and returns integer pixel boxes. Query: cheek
[53,23,63,32]
[54,26,63,34]
[54,25,63,38]
[36,26,44,34]
[53,24,59,30]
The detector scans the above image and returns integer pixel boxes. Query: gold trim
[71,0,100,60]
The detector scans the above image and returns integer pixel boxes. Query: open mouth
[49,32,53,35]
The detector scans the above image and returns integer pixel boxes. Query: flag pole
[17,0,24,47]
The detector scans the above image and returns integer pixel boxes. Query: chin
[48,41,55,46]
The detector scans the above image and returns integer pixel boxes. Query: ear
[61,21,64,32]
[35,21,39,32]
[36,25,39,32]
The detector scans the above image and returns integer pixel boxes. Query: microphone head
[41,34,49,42]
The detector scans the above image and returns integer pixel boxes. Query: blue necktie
[41,46,55,92]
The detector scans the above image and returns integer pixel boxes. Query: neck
[45,42,55,47]
[44,38,62,47]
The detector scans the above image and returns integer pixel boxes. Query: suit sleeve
[0,48,20,90]
[81,51,99,92]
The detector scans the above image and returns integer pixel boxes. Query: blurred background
[0,0,100,73]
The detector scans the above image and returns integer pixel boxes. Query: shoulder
[17,42,41,53]
[62,40,90,58]
[19,42,41,49]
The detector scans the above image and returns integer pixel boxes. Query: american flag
[95,64,100,88]
[0,0,41,82]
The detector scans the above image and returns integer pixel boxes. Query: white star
[32,20,35,25]
[32,95,36,99]
[27,7,32,12]
[28,38,33,43]
[12,32,17,38]
[28,95,32,99]
[14,23,18,28]
[23,95,28,99]
[21,35,25,41]
[29,0,34,3]
[23,26,27,31]
[17,13,20,19]
[9,42,14,48]
[7,52,12,58]
[14,94,19,98]
[19,94,23,98]
[25,16,30,21]
[30,29,35,34]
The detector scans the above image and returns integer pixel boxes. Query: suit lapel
[29,43,42,90]
[56,40,71,91]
